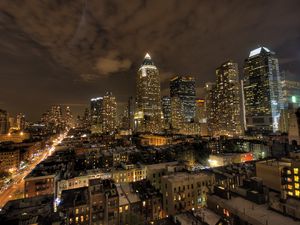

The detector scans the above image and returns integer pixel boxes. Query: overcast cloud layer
[0,0,299,120]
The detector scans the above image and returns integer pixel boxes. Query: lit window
[75,217,79,222]
[288,191,293,196]
[295,183,299,189]
[119,207,123,213]
[294,168,299,175]
[143,201,146,207]
[296,190,300,197]
[75,208,79,214]
[288,185,293,190]
[287,170,291,175]
[295,176,299,182]
[125,205,128,211]
[80,216,84,222]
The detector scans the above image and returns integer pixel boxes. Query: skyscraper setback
[243,47,282,134]
[135,53,163,133]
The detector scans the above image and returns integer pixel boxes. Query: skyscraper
[161,96,171,126]
[170,76,196,122]
[127,96,136,131]
[171,96,184,130]
[214,61,243,136]
[16,113,26,130]
[278,75,300,133]
[195,99,206,123]
[243,47,282,134]
[0,109,9,134]
[90,97,103,125]
[205,82,217,135]
[102,92,117,133]
[280,75,300,109]
[135,53,163,133]
[65,106,74,128]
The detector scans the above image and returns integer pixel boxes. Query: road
[0,133,66,208]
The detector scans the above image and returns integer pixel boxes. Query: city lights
[0,1,299,224]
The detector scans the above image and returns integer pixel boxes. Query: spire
[145,53,151,59]
[142,52,154,66]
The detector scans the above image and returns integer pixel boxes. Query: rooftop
[0,195,57,225]
[249,47,272,57]
[60,187,89,208]
[209,194,300,225]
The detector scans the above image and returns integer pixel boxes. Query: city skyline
[1,2,300,224]
[0,1,300,120]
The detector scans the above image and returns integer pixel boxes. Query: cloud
[80,73,99,82]
[95,51,132,76]
[0,0,300,120]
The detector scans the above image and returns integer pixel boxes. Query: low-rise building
[161,172,215,216]
[25,174,57,198]
[112,164,146,183]
[208,153,254,167]
[207,194,300,225]
[59,187,90,225]
[256,158,300,199]
[0,148,20,172]
[140,135,171,146]
[0,195,60,225]
[88,179,119,225]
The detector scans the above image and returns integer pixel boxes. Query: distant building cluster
[1,48,300,225]
[41,105,74,132]
[74,48,300,143]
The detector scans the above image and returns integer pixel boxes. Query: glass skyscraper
[90,97,103,125]
[243,47,282,134]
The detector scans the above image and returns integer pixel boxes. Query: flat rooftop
[209,194,300,225]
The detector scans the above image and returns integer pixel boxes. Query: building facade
[243,47,282,134]
[102,92,117,133]
[170,76,196,122]
[214,61,243,136]
[161,96,171,127]
[135,53,163,133]
[161,172,215,216]
[0,109,9,134]
[90,97,103,127]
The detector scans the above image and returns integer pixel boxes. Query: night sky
[0,0,300,121]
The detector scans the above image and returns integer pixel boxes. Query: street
[0,133,66,208]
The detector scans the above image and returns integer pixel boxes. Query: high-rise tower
[102,92,117,133]
[90,97,103,125]
[170,76,196,122]
[0,109,9,134]
[215,61,243,136]
[135,53,163,133]
[243,47,282,134]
